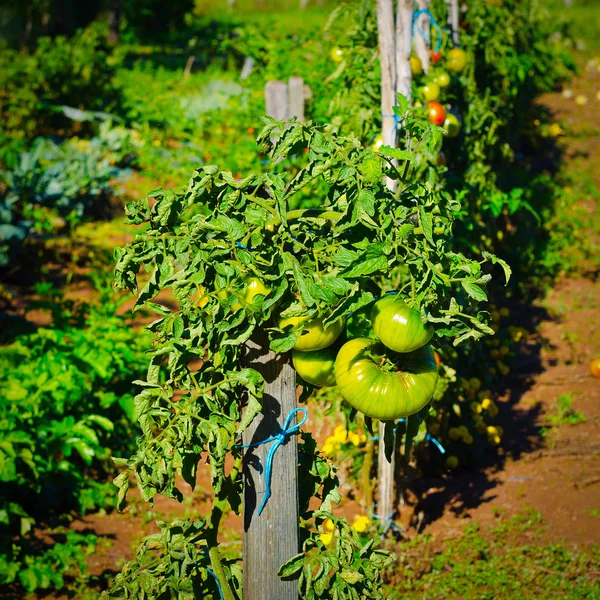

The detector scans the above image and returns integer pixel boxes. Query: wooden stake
[396,0,414,102]
[288,77,305,122]
[448,0,460,47]
[242,333,299,600]
[376,0,413,532]
[414,0,431,74]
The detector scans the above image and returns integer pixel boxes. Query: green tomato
[245,277,270,304]
[419,82,440,102]
[447,48,468,73]
[217,277,269,312]
[280,315,344,351]
[443,113,461,138]
[292,348,336,387]
[334,338,438,419]
[434,71,451,89]
[371,295,434,353]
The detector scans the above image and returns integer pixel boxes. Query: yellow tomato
[371,134,384,153]
[447,48,468,73]
[410,55,423,75]
[330,47,344,63]
[420,82,441,102]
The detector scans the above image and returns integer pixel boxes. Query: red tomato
[430,50,442,63]
[428,102,446,125]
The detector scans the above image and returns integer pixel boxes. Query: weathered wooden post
[242,333,299,600]
[375,0,413,531]
[242,84,306,600]
[414,0,431,73]
[448,0,460,47]
[288,77,305,121]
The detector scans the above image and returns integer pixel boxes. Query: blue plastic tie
[206,567,224,599]
[381,114,401,145]
[412,8,443,54]
[235,240,248,250]
[236,407,308,515]
[373,511,405,536]
[425,432,446,454]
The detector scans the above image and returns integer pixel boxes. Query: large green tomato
[292,348,336,387]
[447,48,468,73]
[334,338,438,419]
[371,295,434,353]
[280,315,344,351]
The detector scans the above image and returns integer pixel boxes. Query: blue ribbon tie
[237,407,308,515]
[412,8,443,54]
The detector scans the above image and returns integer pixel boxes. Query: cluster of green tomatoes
[286,294,440,421]
[209,277,441,420]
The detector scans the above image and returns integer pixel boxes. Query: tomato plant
[106,100,503,597]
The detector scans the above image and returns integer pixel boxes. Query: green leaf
[278,552,305,578]
[461,280,488,302]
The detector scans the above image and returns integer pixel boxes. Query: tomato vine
[106,100,507,597]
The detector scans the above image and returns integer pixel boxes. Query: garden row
[0,0,594,597]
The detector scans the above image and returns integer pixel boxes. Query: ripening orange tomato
[430,49,442,63]
[590,357,600,377]
[427,101,446,125]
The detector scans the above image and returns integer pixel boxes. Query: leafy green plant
[0,24,121,166]
[0,280,148,594]
[104,92,505,596]
[0,128,132,266]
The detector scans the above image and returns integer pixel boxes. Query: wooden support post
[288,77,305,121]
[448,0,460,46]
[414,0,431,74]
[396,0,414,102]
[375,0,413,531]
[242,333,299,600]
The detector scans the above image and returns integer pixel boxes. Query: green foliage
[386,510,600,599]
[280,511,395,599]
[0,123,134,266]
[0,25,121,166]
[0,280,148,593]
[549,394,586,427]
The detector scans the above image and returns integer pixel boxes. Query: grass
[386,509,600,599]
